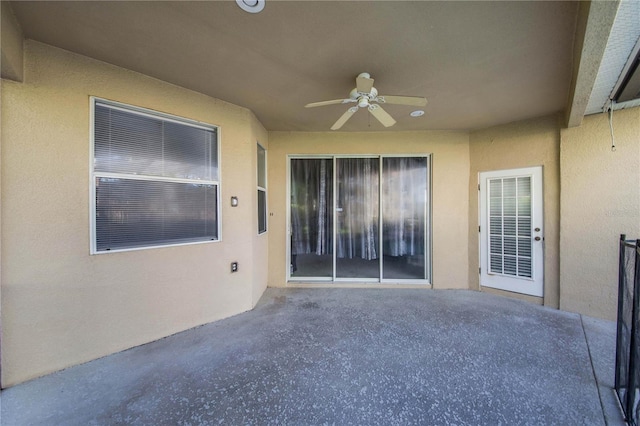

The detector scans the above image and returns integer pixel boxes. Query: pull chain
[608,106,616,152]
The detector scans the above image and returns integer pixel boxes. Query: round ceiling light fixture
[236,0,265,13]
[410,110,425,117]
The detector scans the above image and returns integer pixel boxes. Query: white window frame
[89,97,222,254]
[257,142,267,235]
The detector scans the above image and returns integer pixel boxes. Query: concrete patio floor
[0,288,626,425]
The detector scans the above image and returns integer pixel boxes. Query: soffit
[585,0,640,115]
[10,1,578,132]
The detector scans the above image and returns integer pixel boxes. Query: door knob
[534,227,540,232]
[535,236,541,241]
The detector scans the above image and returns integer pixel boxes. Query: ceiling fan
[305,72,428,130]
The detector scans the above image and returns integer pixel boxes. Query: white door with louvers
[479,167,543,297]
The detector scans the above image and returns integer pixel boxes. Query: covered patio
[1,288,624,425]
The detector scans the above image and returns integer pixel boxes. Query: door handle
[535,236,541,241]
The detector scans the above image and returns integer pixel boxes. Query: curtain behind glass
[382,157,426,257]
[290,159,333,255]
[290,157,427,268]
[336,158,379,261]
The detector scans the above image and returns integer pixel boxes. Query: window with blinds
[91,99,220,253]
[488,176,532,278]
[257,143,267,234]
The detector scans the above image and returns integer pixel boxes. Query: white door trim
[479,166,544,297]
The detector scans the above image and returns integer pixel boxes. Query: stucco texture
[267,131,470,290]
[560,107,640,321]
[468,115,561,309]
[0,41,268,387]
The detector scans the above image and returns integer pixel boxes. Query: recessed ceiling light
[410,110,425,117]
[236,0,265,13]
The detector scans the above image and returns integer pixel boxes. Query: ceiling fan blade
[305,99,351,108]
[356,74,374,93]
[377,95,428,107]
[331,107,358,130]
[368,104,396,128]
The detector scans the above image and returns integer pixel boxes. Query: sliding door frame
[379,154,432,285]
[334,155,381,283]
[287,155,334,282]
[287,154,432,285]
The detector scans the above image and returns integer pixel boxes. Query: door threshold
[286,282,433,289]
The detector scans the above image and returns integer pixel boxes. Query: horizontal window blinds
[93,101,219,252]
[95,179,218,251]
[488,177,532,278]
[94,104,218,180]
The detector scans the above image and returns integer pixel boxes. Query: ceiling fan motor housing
[350,87,378,107]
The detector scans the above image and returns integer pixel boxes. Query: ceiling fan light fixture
[358,97,370,108]
[236,0,265,14]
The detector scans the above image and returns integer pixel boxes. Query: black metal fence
[616,234,640,425]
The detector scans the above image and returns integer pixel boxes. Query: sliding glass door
[290,158,333,279]
[381,157,428,280]
[336,158,380,279]
[289,155,430,283]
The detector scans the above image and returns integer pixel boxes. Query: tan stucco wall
[560,107,640,321]
[469,115,561,308]
[1,41,268,387]
[267,131,470,290]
